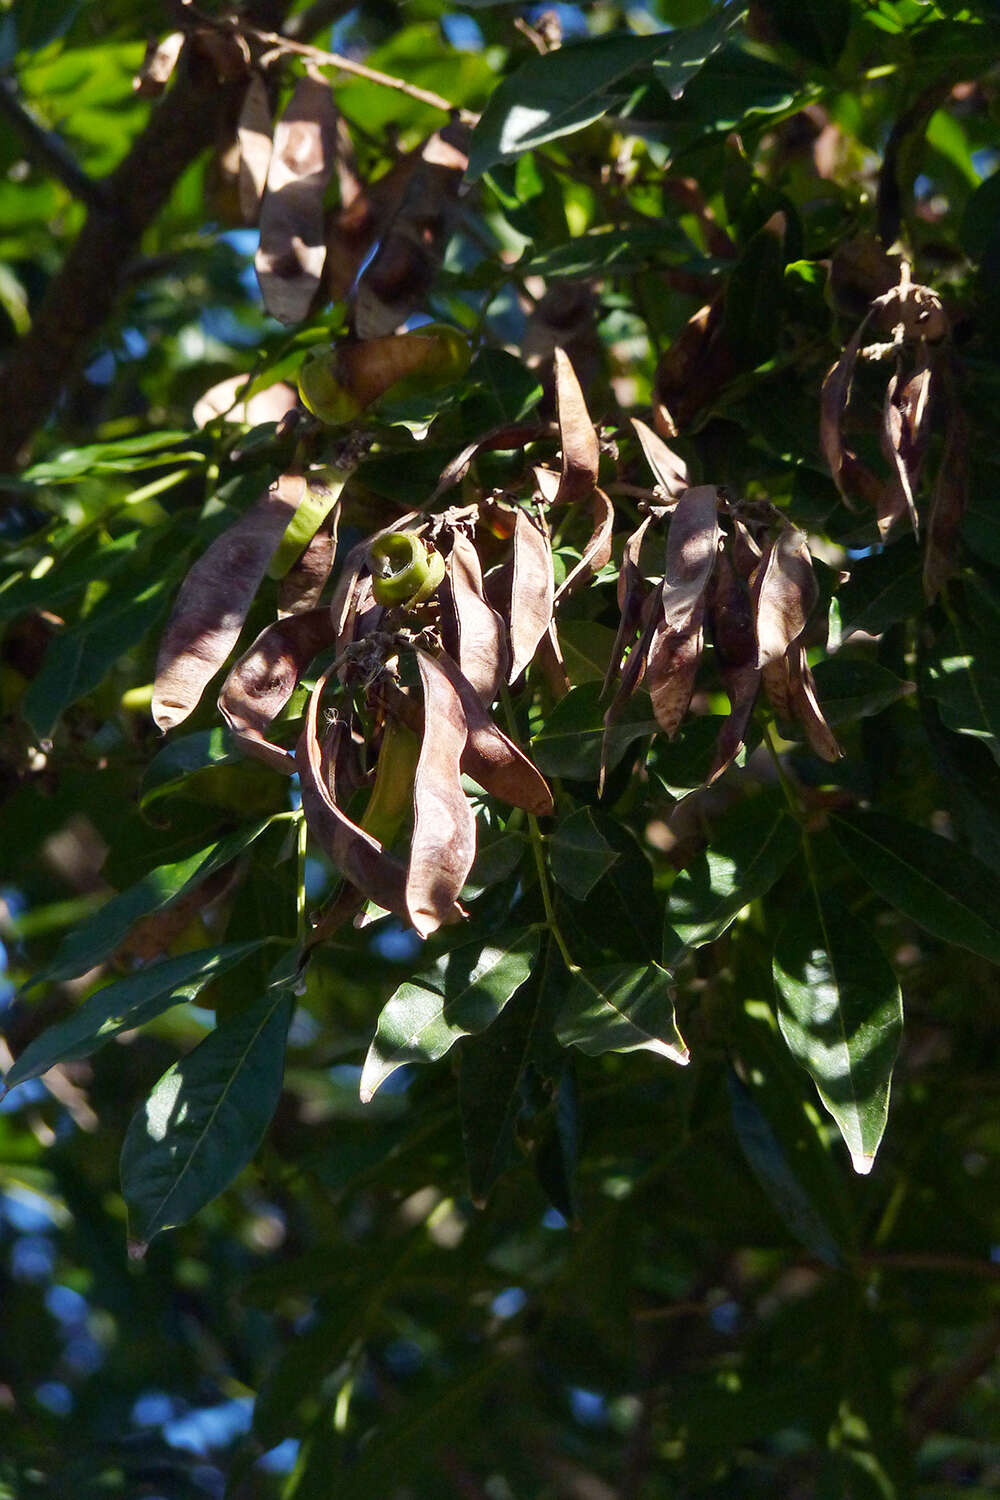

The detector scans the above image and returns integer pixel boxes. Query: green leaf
[923,602,1000,766]
[468,6,745,177]
[0,527,143,624]
[4,942,267,1092]
[120,958,295,1250]
[809,657,914,724]
[727,1070,842,1267]
[23,431,203,483]
[666,790,800,959]
[548,807,619,900]
[723,213,787,365]
[139,728,239,807]
[23,572,175,737]
[530,681,657,781]
[830,811,1000,965]
[360,926,540,1101]
[837,540,923,639]
[555,961,688,1064]
[773,892,902,1174]
[961,167,1000,262]
[26,818,277,990]
[558,618,619,686]
[756,0,850,66]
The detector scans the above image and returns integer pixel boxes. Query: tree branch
[283,0,357,42]
[0,75,109,211]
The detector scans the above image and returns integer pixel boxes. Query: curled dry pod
[753,528,818,670]
[507,508,554,683]
[819,318,869,509]
[237,74,272,226]
[353,123,469,338]
[442,531,508,704]
[297,673,409,915]
[706,543,760,784]
[880,362,932,537]
[218,606,336,772]
[432,423,545,504]
[604,515,654,698]
[256,73,337,324]
[153,473,305,732]
[788,643,842,762]
[369,531,445,608]
[552,347,599,505]
[433,651,553,817]
[278,507,338,616]
[645,485,721,738]
[653,295,731,438]
[555,489,614,604]
[407,651,476,938]
[632,417,690,500]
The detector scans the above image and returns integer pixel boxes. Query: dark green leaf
[360,926,540,1101]
[4,942,267,1092]
[139,728,239,806]
[0,527,143,624]
[837,540,923,639]
[531,681,657,781]
[773,892,902,1174]
[809,657,914,724]
[666,790,800,959]
[923,606,1000,766]
[548,807,619,900]
[830,810,1000,964]
[757,0,850,66]
[556,961,688,1063]
[120,959,295,1249]
[961,167,1000,262]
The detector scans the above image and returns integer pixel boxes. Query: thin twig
[0,76,109,211]
[283,0,357,41]
[241,26,480,126]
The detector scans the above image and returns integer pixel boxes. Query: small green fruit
[370,532,445,607]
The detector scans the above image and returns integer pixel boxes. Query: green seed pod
[370,532,445,607]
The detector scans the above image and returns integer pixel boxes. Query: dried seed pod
[652,295,732,438]
[788,644,842,762]
[753,528,818,670]
[297,673,410,915]
[442,531,508,703]
[278,506,339,616]
[554,489,614,604]
[153,474,305,732]
[552,347,600,505]
[353,123,469,338]
[507,508,554,683]
[644,485,721,738]
[218,606,336,771]
[407,651,476,938]
[706,541,760,782]
[604,515,654,698]
[256,73,338,324]
[134,31,184,97]
[707,664,760,784]
[632,417,690,500]
[880,363,932,537]
[431,423,547,504]
[819,318,872,510]
[237,74,273,226]
[432,651,553,816]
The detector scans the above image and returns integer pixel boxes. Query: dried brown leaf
[708,663,760,784]
[631,418,690,500]
[353,123,469,338]
[256,74,338,324]
[297,675,409,915]
[552,346,599,504]
[508,509,554,683]
[237,74,272,226]
[153,474,305,732]
[219,606,336,771]
[442,531,508,704]
[753,528,818,670]
[554,489,614,603]
[407,651,476,938]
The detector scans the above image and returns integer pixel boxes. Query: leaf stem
[762,718,802,820]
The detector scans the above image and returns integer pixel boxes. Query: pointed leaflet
[632,417,690,500]
[645,484,720,737]
[121,960,295,1251]
[153,474,305,732]
[555,962,688,1064]
[297,676,409,917]
[774,891,901,1175]
[533,681,658,781]
[406,652,477,938]
[430,652,553,816]
[219,607,336,772]
[23,820,274,992]
[753,527,818,669]
[552,347,599,505]
[508,508,554,683]
[256,73,337,324]
[549,807,619,901]
[443,531,508,703]
[554,489,614,604]
[237,74,272,226]
[923,600,1000,767]
[666,789,800,959]
[4,944,266,1092]
[360,926,538,1101]
[829,810,1000,965]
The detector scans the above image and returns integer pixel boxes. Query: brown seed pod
[278,506,339,616]
[218,606,336,771]
[552,347,600,505]
[706,541,760,783]
[555,489,614,604]
[432,652,553,817]
[153,473,305,732]
[237,74,273,226]
[644,485,721,738]
[507,508,554,683]
[406,651,476,938]
[256,73,338,324]
[442,531,509,704]
[753,527,818,670]
[603,514,654,699]
[631,417,690,500]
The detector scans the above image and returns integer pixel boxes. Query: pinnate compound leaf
[24,819,275,991]
[837,539,923,640]
[773,893,901,1175]
[121,960,295,1250]
[549,807,619,901]
[555,961,688,1064]
[666,790,800,959]
[5,943,267,1092]
[361,927,540,1102]
[829,811,1000,965]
